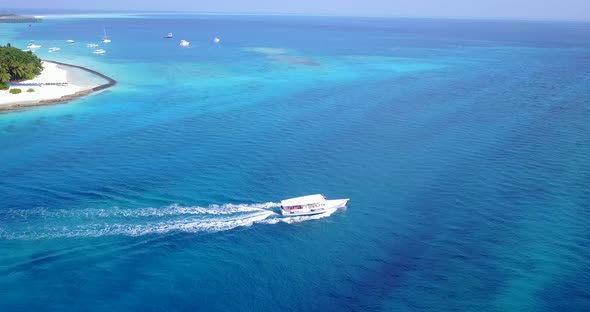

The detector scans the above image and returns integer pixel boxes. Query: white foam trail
[259,208,339,225]
[0,202,343,240]
[0,211,277,239]
[2,202,280,219]
[39,211,276,238]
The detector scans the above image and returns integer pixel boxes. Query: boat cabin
[281,194,326,213]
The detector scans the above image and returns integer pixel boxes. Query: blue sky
[2,0,590,21]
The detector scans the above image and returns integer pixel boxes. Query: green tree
[0,67,10,83]
[0,46,43,83]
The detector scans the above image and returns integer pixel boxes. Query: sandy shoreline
[0,61,116,111]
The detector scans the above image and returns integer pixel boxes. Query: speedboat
[86,43,99,48]
[164,33,173,38]
[27,43,41,49]
[48,47,60,53]
[179,39,190,47]
[280,194,349,216]
[66,39,75,44]
[213,37,220,43]
[93,49,106,55]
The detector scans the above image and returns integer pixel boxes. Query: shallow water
[1,14,589,311]
[61,64,109,89]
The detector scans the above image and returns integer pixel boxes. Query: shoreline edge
[0,60,117,112]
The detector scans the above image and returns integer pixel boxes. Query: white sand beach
[0,61,113,110]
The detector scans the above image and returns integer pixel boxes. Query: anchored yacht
[101,28,111,43]
[27,42,41,49]
[179,40,190,47]
[280,194,349,217]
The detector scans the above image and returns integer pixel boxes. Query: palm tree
[0,67,10,83]
[0,46,43,81]
[11,62,30,80]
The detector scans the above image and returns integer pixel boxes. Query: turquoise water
[1,15,590,311]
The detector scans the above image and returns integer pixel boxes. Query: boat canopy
[281,194,326,207]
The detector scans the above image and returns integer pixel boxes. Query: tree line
[0,44,43,83]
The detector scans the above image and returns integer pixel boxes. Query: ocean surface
[1,14,590,311]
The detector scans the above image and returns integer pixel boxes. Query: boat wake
[0,202,341,239]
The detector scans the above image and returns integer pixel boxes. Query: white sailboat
[101,28,111,43]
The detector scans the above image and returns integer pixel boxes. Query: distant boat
[27,42,41,49]
[213,37,220,43]
[93,49,106,55]
[86,43,99,48]
[179,40,189,47]
[66,39,75,44]
[101,28,111,43]
[48,47,60,53]
[164,33,173,38]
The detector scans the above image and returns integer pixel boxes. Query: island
[0,14,41,23]
[0,44,116,111]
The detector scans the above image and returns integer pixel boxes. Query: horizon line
[4,8,590,23]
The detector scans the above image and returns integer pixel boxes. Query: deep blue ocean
[1,14,590,311]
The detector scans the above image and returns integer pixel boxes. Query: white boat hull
[281,199,348,216]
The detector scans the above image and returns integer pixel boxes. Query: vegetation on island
[0,14,42,23]
[27,88,35,92]
[0,44,43,83]
[0,83,8,90]
[9,88,22,94]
